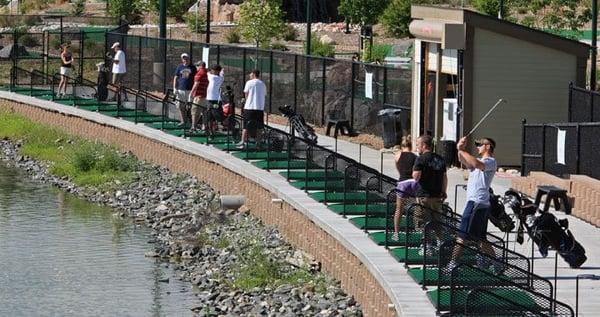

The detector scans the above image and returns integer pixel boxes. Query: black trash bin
[437,140,457,167]
[378,108,403,148]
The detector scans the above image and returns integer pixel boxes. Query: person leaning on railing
[392,135,419,241]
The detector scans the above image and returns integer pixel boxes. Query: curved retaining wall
[0,92,436,317]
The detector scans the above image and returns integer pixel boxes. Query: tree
[338,0,390,27]
[238,0,285,48]
[71,0,86,17]
[107,0,145,23]
[148,0,196,22]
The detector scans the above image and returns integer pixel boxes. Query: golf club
[465,98,507,137]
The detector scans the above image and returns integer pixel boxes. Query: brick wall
[0,100,396,317]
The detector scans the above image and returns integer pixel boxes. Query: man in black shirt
[412,135,448,227]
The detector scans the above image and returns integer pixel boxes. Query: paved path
[271,122,600,316]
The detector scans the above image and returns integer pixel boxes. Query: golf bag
[279,105,318,145]
[221,85,236,132]
[488,188,515,233]
[505,190,587,268]
[96,62,110,102]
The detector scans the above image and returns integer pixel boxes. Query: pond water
[0,162,200,316]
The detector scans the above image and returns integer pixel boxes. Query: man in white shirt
[110,42,128,101]
[205,64,224,137]
[238,69,266,146]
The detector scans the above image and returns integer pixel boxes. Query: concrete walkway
[270,121,600,316]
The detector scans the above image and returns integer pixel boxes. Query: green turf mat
[76,104,120,112]
[212,143,261,152]
[309,191,386,203]
[408,267,511,286]
[389,247,436,264]
[279,170,344,180]
[145,122,185,130]
[232,151,290,160]
[427,288,538,311]
[327,204,391,216]
[368,231,422,247]
[122,115,165,123]
[349,216,412,230]
[189,135,235,145]
[290,180,346,190]
[252,160,314,170]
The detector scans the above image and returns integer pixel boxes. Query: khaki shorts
[112,72,125,85]
[414,197,444,228]
[192,96,206,117]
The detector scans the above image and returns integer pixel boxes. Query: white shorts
[60,67,72,76]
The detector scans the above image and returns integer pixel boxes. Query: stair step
[426,288,538,312]
[233,151,290,160]
[309,191,386,203]
[252,160,316,170]
[368,231,422,247]
[290,180,347,190]
[328,203,391,216]
[388,247,436,264]
[280,170,344,180]
[349,216,412,230]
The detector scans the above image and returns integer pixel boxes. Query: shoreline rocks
[0,139,362,316]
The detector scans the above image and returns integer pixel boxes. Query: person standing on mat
[110,42,128,102]
[190,61,209,131]
[57,44,73,98]
[238,69,266,147]
[447,136,499,271]
[173,53,197,128]
[412,135,448,228]
[205,64,224,137]
[392,136,419,241]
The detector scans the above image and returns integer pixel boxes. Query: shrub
[71,0,86,17]
[380,0,412,38]
[22,15,41,27]
[184,13,206,34]
[270,42,288,51]
[362,42,391,63]
[0,15,16,28]
[282,24,298,41]
[19,34,40,47]
[305,34,335,58]
[225,28,241,44]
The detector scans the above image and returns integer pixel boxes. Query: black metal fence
[568,83,600,122]
[521,121,600,179]
[105,32,412,136]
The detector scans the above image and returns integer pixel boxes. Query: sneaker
[391,232,399,241]
[235,141,245,148]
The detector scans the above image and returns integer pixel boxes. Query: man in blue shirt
[173,53,197,127]
[448,136,498,271]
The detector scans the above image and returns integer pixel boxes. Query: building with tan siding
[408,5,589,166]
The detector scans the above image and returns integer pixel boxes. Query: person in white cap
[110,42,127,101]
[173,53,197,128]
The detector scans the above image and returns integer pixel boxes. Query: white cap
[181,53,189,59]
[111,42,120,49]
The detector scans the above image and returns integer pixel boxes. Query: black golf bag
[96,61,110,102]
[221,85,236,132]
[278,105,318,145]
[505,190,587,268]
[488,188,515,233]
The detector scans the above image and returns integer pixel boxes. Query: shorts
[396,179,419,198]
[175,89,191,112]
[414,197,444,228]
[60,67,72,76]
[205,100,222,123]
[458,201,490,240]
[112,72,125,85]
[243,109,264,132]
[192,97,206,117]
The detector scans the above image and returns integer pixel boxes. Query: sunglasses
[475,142,491,147]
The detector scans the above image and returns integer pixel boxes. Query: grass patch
[0,110,140,188]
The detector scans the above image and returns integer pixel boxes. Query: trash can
[437,140,457,167]
[378,108,403,148]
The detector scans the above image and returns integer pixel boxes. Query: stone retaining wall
[0,99,396,317]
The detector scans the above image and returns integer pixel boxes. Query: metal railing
[568,83,600,122]
[104,32,412,136]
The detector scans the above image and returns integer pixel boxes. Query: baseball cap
[111,42,120,49]
[195,60,205,66]
[181,53,189,59]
